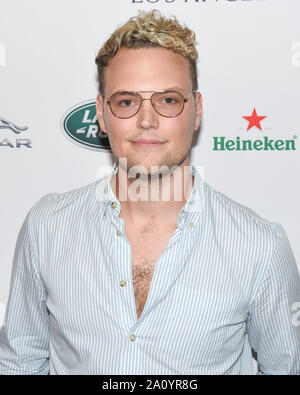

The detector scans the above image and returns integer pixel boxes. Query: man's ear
[96,93,108,134]
[193,92,202,131]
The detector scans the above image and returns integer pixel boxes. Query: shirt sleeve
[247,223,300,375]
[0,208,50,375]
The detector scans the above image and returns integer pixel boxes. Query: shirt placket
[100,164,203,373]
[105,200,137,326]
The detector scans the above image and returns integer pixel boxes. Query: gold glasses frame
[102,89,197,119]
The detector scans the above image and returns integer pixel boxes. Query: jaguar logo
[0,116,28,134]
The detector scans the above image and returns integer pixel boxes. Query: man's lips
[131,139,166,148]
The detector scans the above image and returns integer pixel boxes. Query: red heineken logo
[242,108,266,131]
[211,107,296,151]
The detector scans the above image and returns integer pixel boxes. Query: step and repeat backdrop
[0,0,299,371]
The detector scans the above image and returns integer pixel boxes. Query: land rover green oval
[61,100,111,152]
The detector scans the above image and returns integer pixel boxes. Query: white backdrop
[0,0,299,372]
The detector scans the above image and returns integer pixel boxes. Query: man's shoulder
[37,178,103,204]
[26,176,108,226]
[202,181,282,236]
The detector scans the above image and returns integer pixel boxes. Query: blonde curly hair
[95,9,198,93]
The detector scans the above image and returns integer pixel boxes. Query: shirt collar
[96,162,204,229]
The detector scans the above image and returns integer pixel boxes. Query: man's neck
[110,162,195,225]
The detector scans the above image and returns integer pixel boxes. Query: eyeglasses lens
[109,91,184,118]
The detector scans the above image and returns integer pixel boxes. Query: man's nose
[136,99,159,130]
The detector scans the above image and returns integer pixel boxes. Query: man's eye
[162,97,177,104]
[119,99,134,107]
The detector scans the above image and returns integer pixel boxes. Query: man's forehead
[110,86,186,94]
[103,47,193,95]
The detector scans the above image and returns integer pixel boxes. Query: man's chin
[117,154,190,178]
[119,162,179,180]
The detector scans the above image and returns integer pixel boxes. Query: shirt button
[103,210,107,216]
[120,280,127,287]
[111,201,117,209]
[129,334,136,342]
[189,222,194,228]
[116,230,122,236]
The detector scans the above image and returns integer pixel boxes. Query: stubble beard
[118,148,191,181]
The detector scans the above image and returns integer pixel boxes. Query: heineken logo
[213,136,296,151]
[213,108,297,151]
[61,100,111,152]
[242,108,266,131]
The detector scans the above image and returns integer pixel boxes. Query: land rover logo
[61,100,111,152]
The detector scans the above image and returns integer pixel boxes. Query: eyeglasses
[102,89,197,119]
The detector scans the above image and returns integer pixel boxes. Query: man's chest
[40,211,258,373]
[125,223,176,318]
[43,220,251,372]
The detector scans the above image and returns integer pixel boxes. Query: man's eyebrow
[166,86,185,93]
[112,91,134,95]
[111,87,186,95]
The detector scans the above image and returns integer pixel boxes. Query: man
[0,10,299,375]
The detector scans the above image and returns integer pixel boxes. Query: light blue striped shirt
[0,163,299,375]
